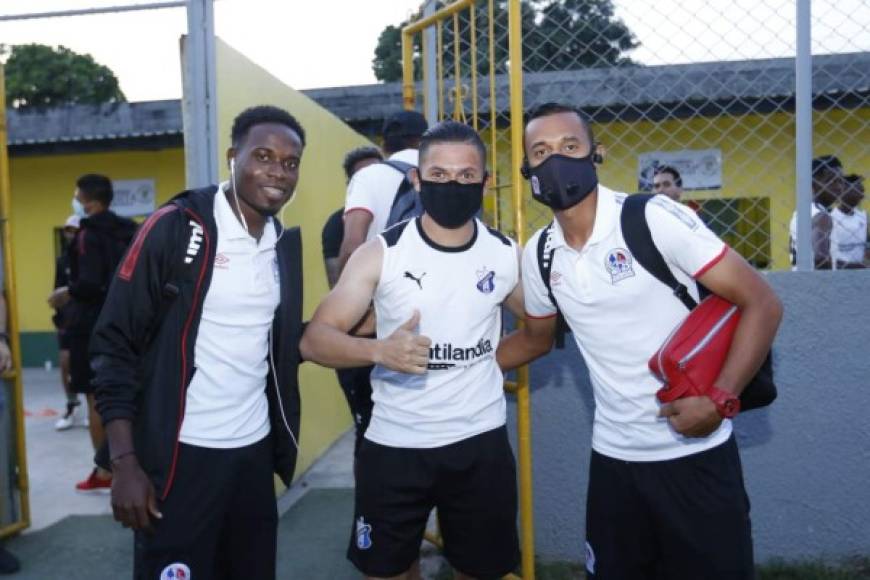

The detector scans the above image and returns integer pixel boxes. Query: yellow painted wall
[481,107,870,270]
[214,38,374,481]
[9,148,186,333]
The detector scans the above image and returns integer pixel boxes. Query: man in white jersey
[788,155,844,269]
[302,121,523,580]
[831,174,868,269]
[92,106,306,579]
[497,103,783,580]
[339,110,428,271]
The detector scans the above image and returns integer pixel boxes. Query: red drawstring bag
[649,295,740,403]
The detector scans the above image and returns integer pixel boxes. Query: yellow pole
[508,1,535,578]
[437,20,445,121]
[0,64,31,539]
[488,0,499,230]
[402,29,415,111]
[470,4,479,131]
[452,13,463,122]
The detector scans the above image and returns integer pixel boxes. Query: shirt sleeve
[321,209,344,260]
[645,195,727,279]
[521,232,558,318]
[344,167,377,217]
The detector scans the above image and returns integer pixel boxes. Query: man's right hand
[111,455,162,531]
[375,310,431,374]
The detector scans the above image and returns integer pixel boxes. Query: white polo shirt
[344,149,419,241]
[523,186,731,462]
[788,203,827,266]
[179,184,280,448]
[831,207,867,266]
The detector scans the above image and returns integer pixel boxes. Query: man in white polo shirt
[831,174,868,269]
[497,102,783,580]
[92,105,306,579]
[303,121,523,580]
[338,110,428,270]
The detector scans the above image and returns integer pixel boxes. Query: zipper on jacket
[677,305,739,369]
[162,209,211,501]
[268,325,299,450]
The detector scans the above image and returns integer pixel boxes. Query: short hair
[342,146,383,181]
[845,174,864,187]
[654,165,682,187]
[418,121,487,172]
[524,102,595,146]
[231,105,306,148]
[383,134,421,155]
[812,155,842,179]
[76,174,113,206]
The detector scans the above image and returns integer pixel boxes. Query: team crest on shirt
[605,248,635,284]
[160,563,190,579]
[356,516,373,550]
[476,267,496,294]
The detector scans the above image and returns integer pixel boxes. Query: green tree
[3,44,125,109]
[372,0,638,83]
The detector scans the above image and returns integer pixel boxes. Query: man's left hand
[48,287,70,310]
[0,340,10,373]
[659,396,723,438]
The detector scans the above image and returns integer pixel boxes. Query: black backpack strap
[621,194,698,311]
[536,222,570,348]
[381,159,415,175]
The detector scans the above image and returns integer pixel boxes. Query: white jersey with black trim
[366,217,519,449]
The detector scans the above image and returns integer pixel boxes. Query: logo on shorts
[356,516,373,550]
[585,541,596,575]
[160,563,190,579]
[605,248,635,284]
[476,267,496,294]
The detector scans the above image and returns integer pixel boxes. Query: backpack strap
[536,221,570,348]
[621,194,699,311]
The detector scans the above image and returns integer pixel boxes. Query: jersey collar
[550,184,621,250]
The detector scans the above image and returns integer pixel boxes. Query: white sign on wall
[111,179,156,217]
[637,149,722,192]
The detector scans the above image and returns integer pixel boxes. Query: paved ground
[6,367,446,578]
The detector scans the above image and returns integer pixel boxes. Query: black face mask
[419,179,484,229]
[528,153,598,210]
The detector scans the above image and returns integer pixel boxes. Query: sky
[0,0,867,103]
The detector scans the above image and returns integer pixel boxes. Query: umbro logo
[184,220,204,264]
[404,271,426,289]
[214,253,230,269]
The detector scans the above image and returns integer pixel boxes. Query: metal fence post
[795,0,813,271]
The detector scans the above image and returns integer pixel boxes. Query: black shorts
[57,329,73,351]
[67,335,94,394]
[134,436,278,580]
[585,435,754,580]
[348,425,519,579]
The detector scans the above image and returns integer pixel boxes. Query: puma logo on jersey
[185,220,204,264]
[404,271,426,289]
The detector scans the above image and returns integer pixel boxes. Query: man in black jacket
[48,174,137,492]
[91,106,305,580]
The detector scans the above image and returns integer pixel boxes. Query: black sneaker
[0,545,20,574]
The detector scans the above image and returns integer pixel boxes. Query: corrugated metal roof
[5,52,867,146]
[6,99,182,146]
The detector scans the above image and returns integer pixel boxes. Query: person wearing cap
[52,215,87,430]
[338,110,428,272]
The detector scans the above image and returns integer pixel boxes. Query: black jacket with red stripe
[91,186,303,500]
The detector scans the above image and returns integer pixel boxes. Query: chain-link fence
[406,0,869,271]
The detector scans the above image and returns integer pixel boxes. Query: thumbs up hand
[375,310,432,375]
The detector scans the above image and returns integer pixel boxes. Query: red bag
[649,295,740,403]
